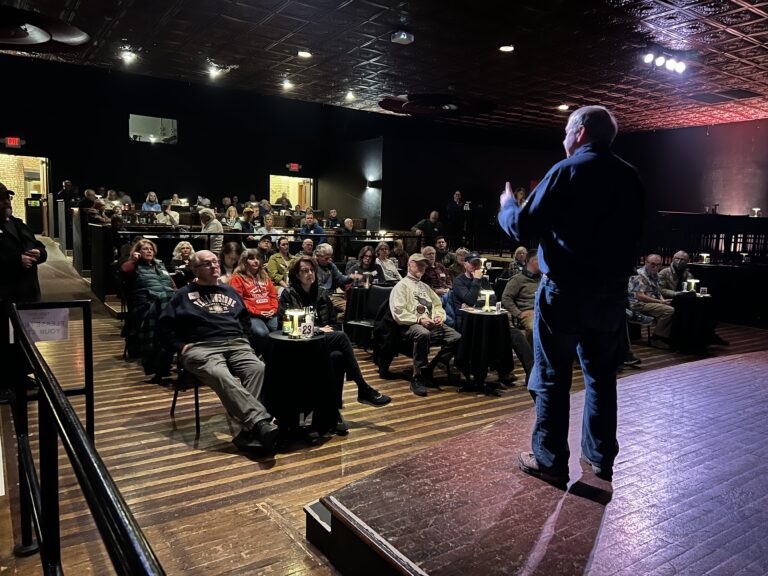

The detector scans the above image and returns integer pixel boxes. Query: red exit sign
[3,136,23,148]
[286,162,302,172]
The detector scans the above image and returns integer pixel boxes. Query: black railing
[9,300,165,575]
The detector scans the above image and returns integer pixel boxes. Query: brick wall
[0,153,26,220]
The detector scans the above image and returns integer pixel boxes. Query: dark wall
[615,120,768,216]
[318,137,383,229]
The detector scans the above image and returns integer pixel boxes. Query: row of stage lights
[643,52,686,74]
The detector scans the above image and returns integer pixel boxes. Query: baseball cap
[466,251,482,264]
[0,186,14,198]
[408,253,427,264]
[259,234,273,242]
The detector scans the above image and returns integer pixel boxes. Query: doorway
[269,175,314,210]
[0,153,49,226]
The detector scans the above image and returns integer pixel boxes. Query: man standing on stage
[498,106,644,486]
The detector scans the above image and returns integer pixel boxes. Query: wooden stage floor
[1,254,767,574]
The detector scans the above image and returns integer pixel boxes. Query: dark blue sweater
[158,283,252,350]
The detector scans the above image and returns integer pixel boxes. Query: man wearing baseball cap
[389,252,461,396]
[0,183,48,403]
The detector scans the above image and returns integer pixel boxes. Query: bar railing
[9,300,165,575]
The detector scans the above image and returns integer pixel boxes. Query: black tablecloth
[455,309,514,382]
[264,332,337,432]
[671,293,717,352]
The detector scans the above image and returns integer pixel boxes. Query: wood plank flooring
[1,255,767,575]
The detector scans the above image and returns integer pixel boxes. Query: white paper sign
[10,308,70,344]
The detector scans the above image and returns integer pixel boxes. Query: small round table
[455,308,514,395]
[264,332,337,435]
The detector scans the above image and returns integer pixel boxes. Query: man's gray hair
[198,208,214,221]
[315,243,334,257]
[567,105,618,146]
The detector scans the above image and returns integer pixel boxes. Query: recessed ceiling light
[345,91,355,101]
[557,104,570,111]
[209,65,222,78]
[643,53,654,64]
[499,45,515,53]
[297,50,312,58]
[120,50,137,64]
[675,61,686,74]
[654,55,666,67]
[283,79,294,89]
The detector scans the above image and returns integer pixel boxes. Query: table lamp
[750,208,761,218]
[480,289,495,312]
[685,279,700,292]
[740,252,749,263]
[287,309,304,339]
[699,253,710,264]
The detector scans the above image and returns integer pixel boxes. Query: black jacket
[0,215,47,303]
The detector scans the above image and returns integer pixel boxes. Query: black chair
[169,360,201,437]
[345,285,393,349]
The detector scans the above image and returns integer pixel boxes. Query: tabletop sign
[9,308,70,344]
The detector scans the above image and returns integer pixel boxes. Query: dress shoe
[517,452,569,486]
[358,385,391,407]
[410,377,429,397]
[255,419,279,451]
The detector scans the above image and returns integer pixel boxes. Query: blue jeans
[529,277,627,473]
[250,316,279,355]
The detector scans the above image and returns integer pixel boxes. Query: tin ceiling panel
[1,0,767,132]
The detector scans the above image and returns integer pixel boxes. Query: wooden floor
[1,246,767,574]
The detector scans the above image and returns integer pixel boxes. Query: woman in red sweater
[229,249,279,354]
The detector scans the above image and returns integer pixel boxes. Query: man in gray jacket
[501,251,541,340]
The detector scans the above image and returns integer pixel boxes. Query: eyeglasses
[298,268,315,275]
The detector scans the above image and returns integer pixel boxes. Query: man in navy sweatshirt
[158,250,279,452]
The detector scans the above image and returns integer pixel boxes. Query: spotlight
[499,45,515,53]
[557,104,569,111]
[643,53,654,64]
[283,79,294,89]
[345,91,355,101]
[665,58,677,71]
[208,65,222,78]
[675,61,686,74]
[121,50,137,64]
[654,56,666,67]
[297,50,312,58]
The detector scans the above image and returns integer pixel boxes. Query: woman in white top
[374,241,402,285]
[221,205,239,227]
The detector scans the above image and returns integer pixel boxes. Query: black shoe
[650,335,671,350]
[517,452,569,487]
[710,334,729,346]
[358,385,391,407]
[410,377,429,397]
[232,428,264,451]
[255,419,279,451]
[623,354,642,366]
[580,452,613,481]
[335,417,350,436]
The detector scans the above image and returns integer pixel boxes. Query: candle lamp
[287,309,304,339]
[685,279,700,293]
[480,289,495,312]
[750,208,762,218]
[699,253,710,264]
[740,252,749,263]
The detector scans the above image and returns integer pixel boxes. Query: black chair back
[365,285,392,320]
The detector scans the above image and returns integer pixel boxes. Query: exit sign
[286,162,302,172]
[3,136,23,148]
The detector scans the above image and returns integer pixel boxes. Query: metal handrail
[9,301,165,575]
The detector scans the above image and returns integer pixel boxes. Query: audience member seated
[501,250,541,340]
[274,192,292,209]
[447,247,468,280]
[88,198,110,224]
[78,188,97,210]
[434,236,456,268]
[105,189,122,209]
[315,243,359,314]
[451,251,492,328]
[234,207,257,242]
[298,211,327,245]
[229,249,279,354]
[117,190,133,206]
[198,208,224,255]
[221,205,239,228]
[158,250,279,452]
[392,238,409,270]
[109,216,131,265]
[339,218,358,259]
[374,242,403,285]
[279,256,391,433]
[260,199,273,216]
[390,253,461,397]
[267,236,293,291]
[420,245,452,296]
[325,208,342,228]
[628,253,674,349]
[142,191,161,212]
[256,235,274,261]
[169,240,195,280]
[411,210,445,246]
[219,241,244,284]
[345,245,377,285]
[658,250,694,298]
[512,246,527,275]
[120,239,176,380]
[155,200,180,226]
[297,238,315,258]
[254,213,279,241]
[169,193,182,205]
